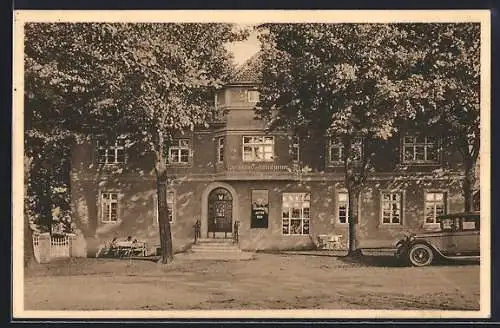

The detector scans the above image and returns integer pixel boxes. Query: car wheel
[408,244,434,267]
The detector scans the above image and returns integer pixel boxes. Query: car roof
[437,212,480,219]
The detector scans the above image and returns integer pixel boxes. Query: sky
[225,27,261,68]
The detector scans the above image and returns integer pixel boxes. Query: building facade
[70,56,467,256]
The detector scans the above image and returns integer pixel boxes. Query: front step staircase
[180,238,254,261]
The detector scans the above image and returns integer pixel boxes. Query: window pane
[116,149,125,163]
[415,136,425,143]
[282,219,290,234]
[330,147,341,162]
[404,136,415,144]
[338,193,348,202]
[111,193,118,200]
[180,140,190,147]
[290,219,302,234]
[303,207,310,218]
[103,205,110,221]
[243,137,251,144]
[426,145,438,161]
[303,219,310,234]
[426,136,436,144]
[180,149,190,162]
[264,137,274,144]
[435,193,444,201]
[291,208,301,218]
[415,146,425,161]
[167,191,174,203]
[282,207,290,218]
[404,147,414,161]
[110,203,118,221]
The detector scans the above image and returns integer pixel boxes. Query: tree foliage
[256,23,480,253]
[24,23,247,263]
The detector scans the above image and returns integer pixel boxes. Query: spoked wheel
[408,244,434,267]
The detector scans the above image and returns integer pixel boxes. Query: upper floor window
[97,137,126,165]
[247,90,260,103]
[242,136,274,162]
[217,137,224,163]
[168,139,192,164]
[290,135,300,163]
[402,135,439,164]
[381,191,403,225]
[100,191,119,223]
[424,192,446,225]
[328,137,362,165]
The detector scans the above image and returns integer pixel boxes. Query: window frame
[217,137,225,163]
[327,136,363,166]
[167,138,192,165]
[401,135,441,164]
[423,190,448,228]
[281,192,311,236]
[96,136,127,166]
[242,136,275,162]
[379,190,405,226]
[247,89,260,104]
[100,191,120,224]
[336,190,349,225]
[290,135,300,163]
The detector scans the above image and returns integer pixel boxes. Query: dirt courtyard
[24,253,480,311]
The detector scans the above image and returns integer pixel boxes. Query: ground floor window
[154,189,175,224]
[337,191,349,224]
[424,192,446,224]
[282,193,310,235]
[101,191,119,223]
[381,191,402,224]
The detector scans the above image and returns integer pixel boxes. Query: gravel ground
[24,253,480,311]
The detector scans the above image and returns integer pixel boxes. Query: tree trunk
[347,186,361,255]
[24,156,36,267]
[463,158,476,213]
[156,170,174,264]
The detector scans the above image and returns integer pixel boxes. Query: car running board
[442,255,480,260]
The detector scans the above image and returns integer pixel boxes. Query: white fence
[33,233,73,263]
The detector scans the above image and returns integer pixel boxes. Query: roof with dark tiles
[230,52,262,85]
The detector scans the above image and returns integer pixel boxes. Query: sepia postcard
[12,9,491,320]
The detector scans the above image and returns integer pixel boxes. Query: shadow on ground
[338,254,480,268]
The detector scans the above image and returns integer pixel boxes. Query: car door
[453,216,480,255]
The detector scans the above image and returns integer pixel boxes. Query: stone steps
[184,238,253,260]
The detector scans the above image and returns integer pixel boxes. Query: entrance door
[207,188,233,237]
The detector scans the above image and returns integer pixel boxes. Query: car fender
[408,240,446,258]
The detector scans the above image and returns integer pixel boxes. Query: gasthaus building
[70,54,467,257]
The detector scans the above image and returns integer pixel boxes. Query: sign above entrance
[251,190,269,229]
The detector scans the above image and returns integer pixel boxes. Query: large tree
[398,23,481,212]
[256,24,417,254]
[24,23,246,264]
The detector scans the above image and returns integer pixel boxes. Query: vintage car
[395,212,480,267]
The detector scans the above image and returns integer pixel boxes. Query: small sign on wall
[251,190,269,228]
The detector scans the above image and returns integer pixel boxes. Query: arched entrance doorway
[207,187,233,238]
